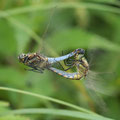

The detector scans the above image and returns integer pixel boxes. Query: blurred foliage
[0,101,29,120]
[0,0,120,120]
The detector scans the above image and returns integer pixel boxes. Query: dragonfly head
[75,48,85,55]
[18,53,46,67]
[18,53,37,64]
[18,53,28,63]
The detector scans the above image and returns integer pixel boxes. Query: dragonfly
[18,48,89,80]
[18,48,85,73]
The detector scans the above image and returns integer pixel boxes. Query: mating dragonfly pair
[18,48,89,80]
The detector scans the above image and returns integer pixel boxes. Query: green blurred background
[0,0,120,120]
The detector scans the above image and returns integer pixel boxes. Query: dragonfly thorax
[75,56,89,77]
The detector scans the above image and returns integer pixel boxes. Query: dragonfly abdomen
[49,67,83,80]
[47,48,85,64]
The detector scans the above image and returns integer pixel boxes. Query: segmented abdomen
[49,67,83,80]
[47,48,84,64]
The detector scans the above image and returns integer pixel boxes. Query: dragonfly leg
[54,61,73,71]
[64,58,75,66]
[62,50,75,66]
[56,61,66,70]
[62,51,71,66]
[34,67,44,73]
[25,68,44,73]
[64,64,75,71]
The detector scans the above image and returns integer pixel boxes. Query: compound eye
[76,48,85,54]
[18,54,26,62]
[19,54,25,59]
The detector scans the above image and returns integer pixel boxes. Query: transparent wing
[84,70,113,95]
[83,49,115,111]
[85,48,115,95]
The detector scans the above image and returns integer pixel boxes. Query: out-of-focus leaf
[47,28,120,53]
[10,15,35,53]
[4,108,113,120]
[0,101,9,107]
[25,71,54,95]
[0,66,26,88]
[103,14,120,44]
[0,66,54,107]
[0,101,29,120]
[21,71,55,107]
[0,101,9,112]
[0,19,16,55]
[91,13,120,44]
[0,115,29,120]
[106,97,120,120]
[9,12,48,53]
[86,0,119,4]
